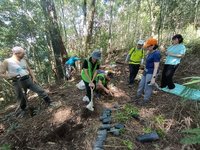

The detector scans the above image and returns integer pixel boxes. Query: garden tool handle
[90,87,94,97]
[86,86,94,111]
[89,83,95,90]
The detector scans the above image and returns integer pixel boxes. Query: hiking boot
[48,101,62,108]
[128,84,134,88]
[16,109,27,118]
[43,96,52,106]
[135,95,141,99]
[132,95,141,103]
[138,100,149,106]
[83,96,90,102]
[95,93,101,100]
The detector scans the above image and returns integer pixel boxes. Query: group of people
[0,34,186,115]
[0,46,115,115]
[64,51,114,101]
[81,50,114,103]
[80,34,186,107]
[126,34,186,105]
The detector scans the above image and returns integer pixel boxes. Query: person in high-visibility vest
[125,40,145,88]
[81,50,101,102]
[95,71,114,98]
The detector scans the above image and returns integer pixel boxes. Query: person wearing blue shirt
[65,56,80,67]
[65,56,81,80]
[161,34,186,89]
[136,38,161,105]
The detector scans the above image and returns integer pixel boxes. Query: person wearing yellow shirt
[125,40,145,87]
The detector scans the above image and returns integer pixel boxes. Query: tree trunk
[133,0,141,41]
[194,0,200,30]
[83,0,87,26]
[41,0,67,81]
[147,0,156,36]
[60,0,67,39]
[85,0,96,54]
[157,0,164,44]
[108,0,113,52]
[81,0,87,56]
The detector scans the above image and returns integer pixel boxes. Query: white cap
[137,40,144,45]
[12,46,24,53]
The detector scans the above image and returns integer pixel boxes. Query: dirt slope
[0,55,200,150]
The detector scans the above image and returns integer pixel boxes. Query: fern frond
[183,80,200,85]
[180,135,200,145]
[183,77,200,80]
[181,128,200,134]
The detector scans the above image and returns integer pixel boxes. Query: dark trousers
[129,64,140,84]
[161,64,179,89]
[83,80,96,101]
[13,77,48,110]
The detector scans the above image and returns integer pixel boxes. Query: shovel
[147,81,161,90]
[86,87,94,111]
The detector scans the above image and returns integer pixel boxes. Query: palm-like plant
[183,76,200,86]
[180,76,200,145]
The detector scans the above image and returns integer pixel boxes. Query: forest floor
[0,52,200,150]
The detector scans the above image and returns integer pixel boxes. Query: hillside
[0,54,200,150]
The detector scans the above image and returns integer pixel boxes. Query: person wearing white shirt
[0,46,52,115]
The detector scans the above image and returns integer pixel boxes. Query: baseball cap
[91,49,101,60]
[137,40,144,45]
[143,38,158,48]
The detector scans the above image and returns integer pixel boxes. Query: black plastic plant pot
[102,109,112,116]
[93,147,104,150]
[104,108,112,113]
[136,132,159,143]
[109,127,120,136]
[97,129,107,138]
[93,139,104,148]
[114,123,125,129]
[131,114,140,121]
[99,124,111,130]
[102,117,111,124]
[100,114,108,121]
[96,134,107,142]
